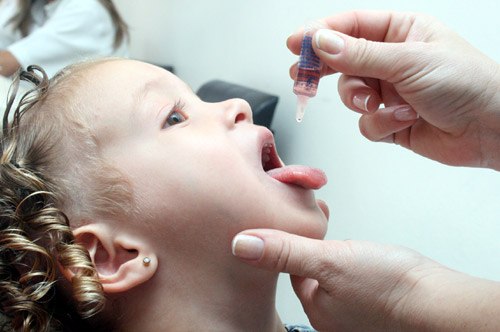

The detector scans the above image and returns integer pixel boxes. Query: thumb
[313,29,419,82]
[232,229,337,280]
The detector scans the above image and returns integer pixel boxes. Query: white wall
[115,0,500,326]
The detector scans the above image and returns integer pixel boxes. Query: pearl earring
[143,257,151,267]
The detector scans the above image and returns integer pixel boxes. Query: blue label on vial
[298,35,320,69]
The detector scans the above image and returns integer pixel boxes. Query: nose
[220,98,253,126]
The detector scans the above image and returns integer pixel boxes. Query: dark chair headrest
[197,80,278,129]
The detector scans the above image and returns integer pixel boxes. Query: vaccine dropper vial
[293,23,323,122]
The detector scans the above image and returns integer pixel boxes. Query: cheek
[120,137,327,243]
[129,152,247,223]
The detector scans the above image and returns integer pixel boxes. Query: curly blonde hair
[0,63,134,331]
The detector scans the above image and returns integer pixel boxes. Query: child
[0,59,329,331]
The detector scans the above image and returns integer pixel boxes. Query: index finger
[232,229,344,283]
[287,10,416,54]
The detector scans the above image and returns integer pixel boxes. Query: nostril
[223,98,252,125]
[235,112,247,124]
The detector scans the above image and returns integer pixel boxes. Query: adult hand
[288,11,500,171]
[232,229,500,331]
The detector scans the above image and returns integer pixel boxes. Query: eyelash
[162,100,187,128]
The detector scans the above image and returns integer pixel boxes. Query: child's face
[84,60,328,259]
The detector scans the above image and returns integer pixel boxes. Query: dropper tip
[296,96,308,123]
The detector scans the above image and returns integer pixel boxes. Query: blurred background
[115,0,500,326]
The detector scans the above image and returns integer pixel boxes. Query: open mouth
[260,139,328,190]
[261,143,283,172]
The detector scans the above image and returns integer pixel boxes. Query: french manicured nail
[315,29,344,54]
[394,106,419,121]
[232,235,264,260]
[353,93,372,112]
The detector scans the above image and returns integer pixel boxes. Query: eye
[165,110,186,126]
[163,101,187,128]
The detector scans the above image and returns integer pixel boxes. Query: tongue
[266,165,327,189]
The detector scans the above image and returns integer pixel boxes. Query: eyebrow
[132,75,195,123]
[133,77,165,122]
[135,77,163,107]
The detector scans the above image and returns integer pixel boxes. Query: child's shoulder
[284,324,317,332]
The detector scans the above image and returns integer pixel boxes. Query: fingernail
[231,234,264,260]
[393,106,419,121]
[315,29,344,54]
[353,93,372,112]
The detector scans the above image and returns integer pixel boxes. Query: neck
[115,257,285,332]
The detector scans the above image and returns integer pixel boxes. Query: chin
[278,203,328,240]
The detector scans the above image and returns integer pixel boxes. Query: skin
[234,230,500,331]
[233,10,500,332]
[0,50,20,77]
[70,59,328,331]
[288,11,500,170]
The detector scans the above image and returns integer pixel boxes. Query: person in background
[0,0,128,78]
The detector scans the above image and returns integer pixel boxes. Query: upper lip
[259,128,283,172]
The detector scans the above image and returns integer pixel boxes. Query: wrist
[388,264,449,331]
[478,63,500,170]
[396,267,500,331]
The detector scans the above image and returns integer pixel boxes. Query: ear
[62,223,158,294]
